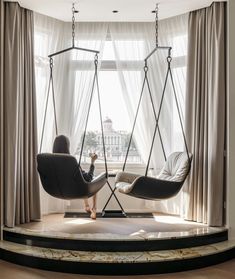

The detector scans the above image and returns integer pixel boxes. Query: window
[74,38,143,165]
[34,24,188,172]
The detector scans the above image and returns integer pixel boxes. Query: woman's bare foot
[90,208,97,220]
[85,205,91,213]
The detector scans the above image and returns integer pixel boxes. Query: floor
[1,214,232,277]
[2,213,230,268]
[15,213,211,238]
[0,258,235,279]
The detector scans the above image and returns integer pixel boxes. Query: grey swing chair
[37,4,107,200]
[115,4,192,201]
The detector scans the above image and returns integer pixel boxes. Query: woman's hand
[89,153,98,164]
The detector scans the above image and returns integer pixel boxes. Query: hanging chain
[167,48,172,68]
[144,60,148,73]
[49,57,53,70]
[94,53,98,68]
[72,3,76,47]
[155,3,159,47]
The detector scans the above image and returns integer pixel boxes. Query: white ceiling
[7,0,222,22]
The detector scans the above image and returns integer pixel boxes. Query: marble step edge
[1,240,235,275]
[3,227,228,252]
[0,239,235,264]
[0,241,235,275]
[3,226,228,241]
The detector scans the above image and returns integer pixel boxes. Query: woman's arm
[81,164,95,182]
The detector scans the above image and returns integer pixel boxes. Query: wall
[227,0,235,240]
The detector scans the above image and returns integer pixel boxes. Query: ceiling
[7,0,221,22]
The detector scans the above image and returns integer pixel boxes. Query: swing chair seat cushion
[115,172,141,194]
[116,152,192,196]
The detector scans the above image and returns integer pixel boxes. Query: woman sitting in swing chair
[53,135,98,220]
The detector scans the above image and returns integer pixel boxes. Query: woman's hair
[52,135,70,154]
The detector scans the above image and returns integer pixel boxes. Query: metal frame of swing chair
[38,4,124,218]
[122,2,191,181]
[101,46,173,218]
[123,45,191,175]
[105,4,191,214]
[39,3,100,152]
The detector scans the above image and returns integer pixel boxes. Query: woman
[53,135,98,219]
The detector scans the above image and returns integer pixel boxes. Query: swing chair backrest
[37,153,88,199]
[157,152,192,182]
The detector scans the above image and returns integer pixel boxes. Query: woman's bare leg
[84,199,91,213]
[90,194,97,219]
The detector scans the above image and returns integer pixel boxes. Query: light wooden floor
[1,259,235,279]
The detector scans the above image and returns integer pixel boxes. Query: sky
[86,71,133,132]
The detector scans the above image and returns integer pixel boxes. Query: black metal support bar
[48,46,99,58]
[39,74,52,153]
[145,65,170,176]
[145,73,167,162]
[78,72,96,166]
[122,76,147,171]
[95,57,108,177]
[102,180,126,217]
[144,46,172,61]
[169,68,191,163]
[50,68,58,136]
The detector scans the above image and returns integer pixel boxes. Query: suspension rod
[48,46,99,58]
[145,46,172,61]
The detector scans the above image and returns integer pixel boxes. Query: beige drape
[185,2,226,226]
[3,2,41,227]
[0,0,4,235]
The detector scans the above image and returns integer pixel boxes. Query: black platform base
[64,211,153,218]
[102,210,127,217]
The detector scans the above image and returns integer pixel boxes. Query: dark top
[81,164,95,182]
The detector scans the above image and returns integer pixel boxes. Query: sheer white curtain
[34,13,108,214]
[34,13,188,215]
[110,14,188,215]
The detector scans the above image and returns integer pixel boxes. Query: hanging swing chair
[37,4,108,200]
[115,4,192,201]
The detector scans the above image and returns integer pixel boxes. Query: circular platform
[0,213,234,275]
[2,213,228,251]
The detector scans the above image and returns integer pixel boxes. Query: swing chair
[115,4,192,200]
[37,4,108,200]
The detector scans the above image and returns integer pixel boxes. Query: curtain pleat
[0,0,4,234]
[185,2,226,226]
[3,2,41,227]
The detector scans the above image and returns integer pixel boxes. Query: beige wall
[227,0,235,239]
